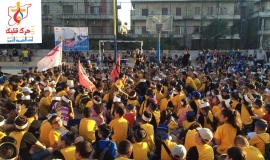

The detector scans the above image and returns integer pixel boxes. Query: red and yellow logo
[8,1,32,26]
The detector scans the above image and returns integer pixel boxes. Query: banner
[54,27,89,51]
[78,61,96,91]
[0,0,42,44]
[37,43,62,72]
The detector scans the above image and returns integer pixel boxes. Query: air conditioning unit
[217,3,221,7]
[87,2,91,6]
[91,21,96,24]
[65,21,69,24]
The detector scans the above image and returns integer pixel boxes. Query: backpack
[78,93,90,112]
[155,120,170,141]
[203,111,218,131]
[94,141,114,160]
[257,135,270,160]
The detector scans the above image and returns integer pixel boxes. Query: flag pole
[113,0,117,62]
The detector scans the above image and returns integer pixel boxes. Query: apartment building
[42,0,114,40]
[130,0,241,49]
[250,0,270,49]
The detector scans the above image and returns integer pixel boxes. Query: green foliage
[201,18,230,40]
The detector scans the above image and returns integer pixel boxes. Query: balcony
[88,34,114,39]
[174,16,183,20]
[205,15,241,20]
[59,13,113,20]
[251,11,270,18]
[42,14,53,19]
[257,30,270,35]
[131,15,147,20]
[192,33,240,39]
[192,34,201,39]
[173,34,184,38]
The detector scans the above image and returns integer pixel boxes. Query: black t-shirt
[135,54,142,65]
[28,120,41,139]
[182,53,190,65]
[186,146,199,160]
[30,89,38,100]
[19,132,38,160]
[204,82,216,94]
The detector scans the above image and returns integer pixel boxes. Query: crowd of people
[0,47,269,160]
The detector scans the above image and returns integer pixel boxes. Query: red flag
[110,55,121,84]
[78,61,96,91]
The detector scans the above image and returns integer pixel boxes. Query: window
[262,6,265,12]
[207,7,213,15]
[91,26,101,33]
[176,8,181,16]
[193,26,200,34]
[220,8,227,15]
[43,5,49,14]
[63,5,73,14]
[91,6,100,14]
[43,25,51,34]
[142,9,148,16]
[162,8,168,15]
[195,7,200,15]
[142,26,147,34]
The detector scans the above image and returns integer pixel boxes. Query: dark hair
[205,76,212,82]
[4,103,16,111]
[24,107,38,118]
[227,147,246,160]
[99,124,112,138]
[75,141,92,158]
[117,140,132,155]
[1,136,17,144]
[159,110,171,124]
[188,122,202,130]
[115,106,124,117]
[83,107,92,118]
[95,81,104,89]
[0,143,18,159]
[221,109,242,130]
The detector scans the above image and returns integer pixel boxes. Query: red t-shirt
[123,113,135,129]
[263,114,270,129]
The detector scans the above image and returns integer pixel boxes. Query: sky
[117,0,132,29]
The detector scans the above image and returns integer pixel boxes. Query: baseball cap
[221,87,231,93]
[39,81,46,86]
[196,128,213,143]
[44,87,52,92]
[171,145,187,160]
[191,91,201,99]
[21,86,33,93]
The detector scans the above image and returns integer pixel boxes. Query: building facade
[130,0,241,49]
[41,0,115,48]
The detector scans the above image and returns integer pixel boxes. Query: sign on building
[0,0,42,44]
[54,27,89,51]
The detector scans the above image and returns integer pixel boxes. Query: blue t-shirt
[93,138,117,158]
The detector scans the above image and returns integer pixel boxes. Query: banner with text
[0,0,42,44]
[54,27,89,51]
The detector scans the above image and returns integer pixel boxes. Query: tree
[201,18,230,49]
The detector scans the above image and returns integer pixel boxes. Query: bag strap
[257,135,266,144]
[98,141,112,160]
[162,141,171,156]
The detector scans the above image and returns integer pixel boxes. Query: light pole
[260,9,270,47]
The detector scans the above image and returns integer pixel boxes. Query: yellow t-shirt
[172,93,185,108]
[86,100,93,108]
[249,133,269,154]
[114,157,130,160]
[184,129,197,151]
[127,99,140,109]
[78,118,98,143]
[242,146,264,160]
[231,100,239,109]
[132,142,149,160]
[156,92,164,104]
[214,123,237,154]
[75,93,82,107]
[159,98,170,112]
[161,140,177,160]
[196,144,214,160]
[194,78,201,90]
[18,108,28,116]
[103,93,109,102]
[10,91,21,102]
[115,79,124,89]
[183,121,196,130]
[109,117,128,146]
[241,104,252,125]
[186,76,197,90]
[212,105,220,114]
[39,97,51,116]
[49,127,67,147]
[252,107,265,117]
[162,86,168,95]
[140,123,155,151]
[0,132,6,142]
[60,146,76,160]
[56,90,67,98]
[40,120,52,147]
[22,50,28,57]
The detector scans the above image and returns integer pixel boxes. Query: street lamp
[260,9,270,47]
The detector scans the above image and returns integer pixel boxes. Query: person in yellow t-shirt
[140,111,155,151]
[48,114,67,148]
[159,135,177,160]
[79,107,98,144]
[252,99,265,120]
[109,107,128,146]
[198,99,214,131]
[181,71,197,93]
[156,84,164,104]
[147,98,160,125]
[115,140,133,160]
[159,91,173,112]
[186,128,214,160]
[55,131,77,160]
[249,119,270,155]
[39,87,52,117]
[234,135,264,160]
[56,83,69,98]
[115,73,126,90]
[0,116,6,142]
[191,71,201,90]
[214,109,242,155]
[22,48,28,64]
[127,90,140,111]
[172,86,186,114]
[74,141,92,160]
[131,128,150,160]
